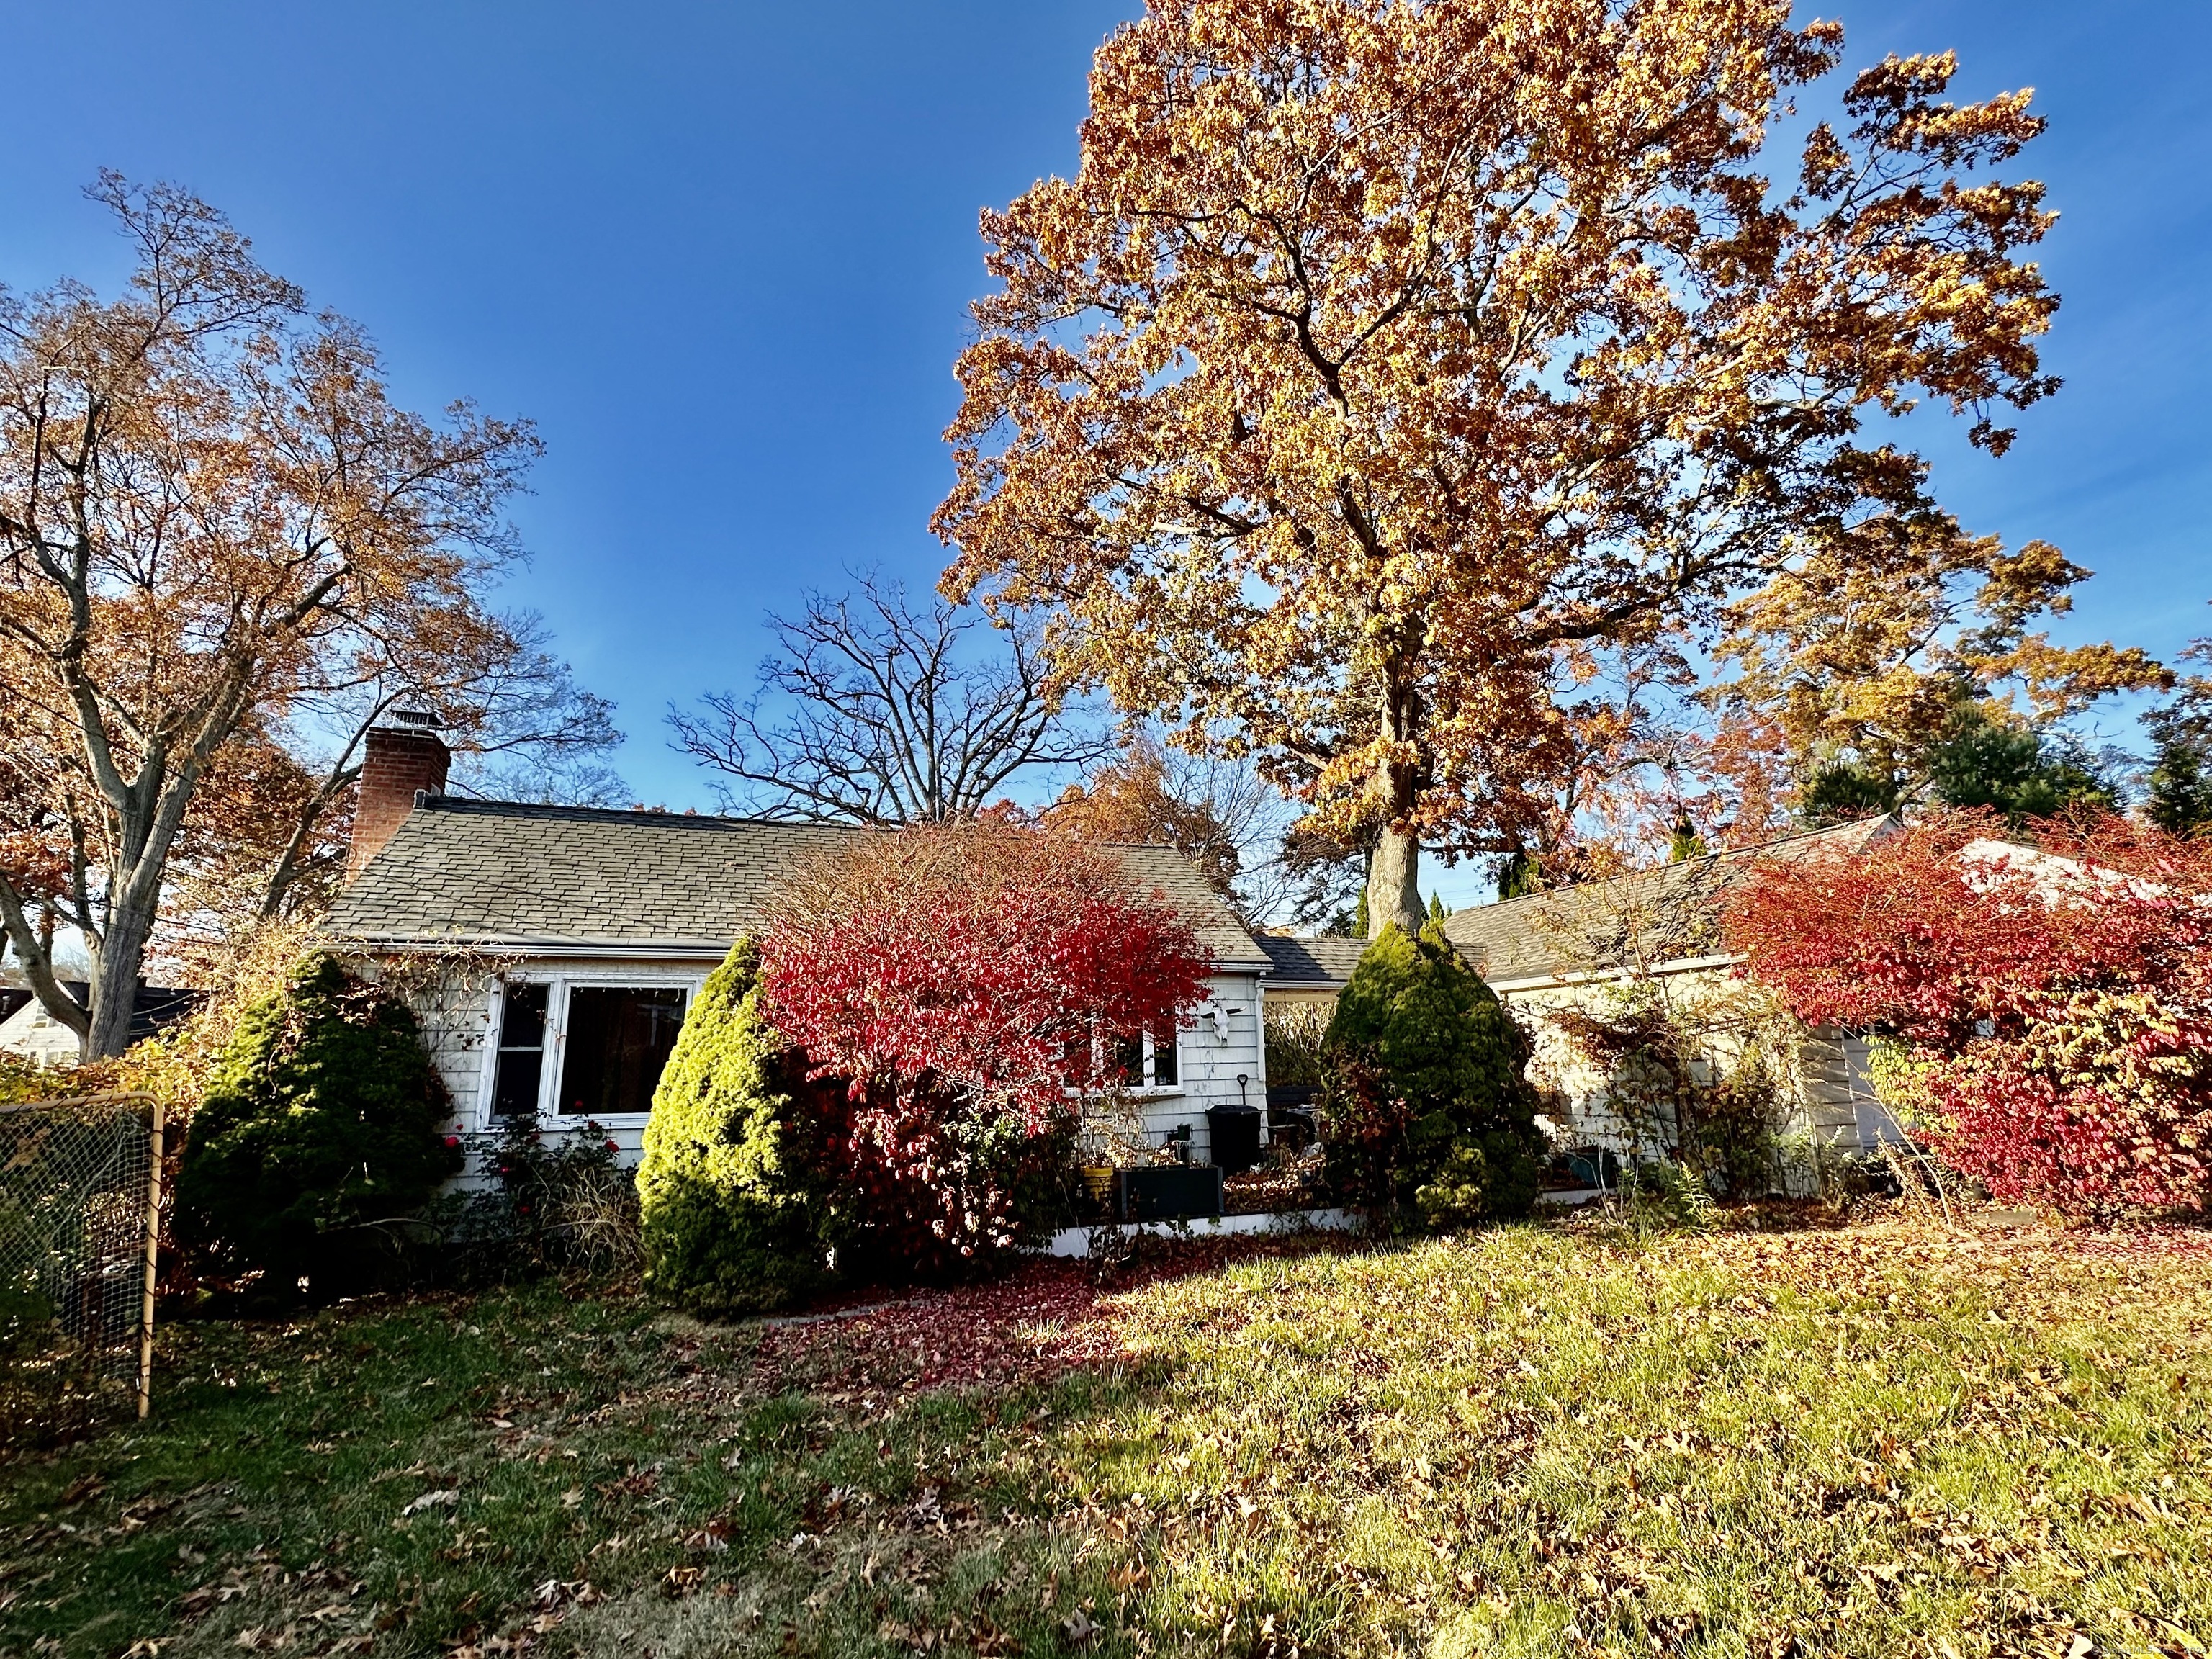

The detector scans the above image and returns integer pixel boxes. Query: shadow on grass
[0,1233,1371,1659]
[7,1219,2210,1658]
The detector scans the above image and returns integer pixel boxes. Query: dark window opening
[491,982,549,1118]
[1112,1033,1145,1087]
[1151,1024,1179,1087]
[559,986,688,1117]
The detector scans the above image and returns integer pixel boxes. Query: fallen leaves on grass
[745,1236,1353,1400]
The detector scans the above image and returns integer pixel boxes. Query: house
[1244,817,1907,1168]
[1439,815,1904,1162]
[0,980,200,1067]
[323,718,1276,1166]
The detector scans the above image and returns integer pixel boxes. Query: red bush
[1725,809,2212,1217]
[760,822,1213,1267]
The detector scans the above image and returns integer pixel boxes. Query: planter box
[1117,1164,1225,1222]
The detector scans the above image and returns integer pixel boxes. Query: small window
[1151,1023,1179,1087]
[1108,1028,1180,1089]
[491,982,549,1118]
[559,986,688,1117]
[1111,1033,1146,1087]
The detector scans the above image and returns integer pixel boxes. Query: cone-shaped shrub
[637,939,832,1315]
[175,953,461,1284]
[1321,921,1542,1227]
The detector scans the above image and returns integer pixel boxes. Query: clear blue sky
[2,1,2206,911]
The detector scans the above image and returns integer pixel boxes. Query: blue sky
[2,1,2206,913]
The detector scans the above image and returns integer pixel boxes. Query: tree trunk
[85,894,158,1059]
[1367,827,1425,940]
[1367,665,1427,941]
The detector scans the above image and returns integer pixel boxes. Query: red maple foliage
[760,821,1214,1267]
[1725,808,2212,1217]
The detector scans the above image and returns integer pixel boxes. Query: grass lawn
[3,1216,2208,1659]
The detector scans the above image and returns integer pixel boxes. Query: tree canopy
[937,0,2100,935]
[0,177,610,1053]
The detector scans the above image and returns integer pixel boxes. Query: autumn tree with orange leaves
[0,177,574,1057]
[937,0,2118,937]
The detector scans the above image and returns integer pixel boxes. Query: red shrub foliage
[1725,809,2212,1216]
[759,822,1214,1266]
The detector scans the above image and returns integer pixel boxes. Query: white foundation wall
[382,955,1267,1171]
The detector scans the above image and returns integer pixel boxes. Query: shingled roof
[1254,933,1370,987]
[324,797,1273,970]
[1442,814,1896,986]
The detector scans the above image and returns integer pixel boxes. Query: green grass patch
[2,1220,2207,1658]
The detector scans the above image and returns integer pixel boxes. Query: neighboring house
[323,719,1275,1167]
[1253,935,1367,1017]
[0,981,200,1067]
[1441,815,1904,1161]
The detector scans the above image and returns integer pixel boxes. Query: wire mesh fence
[0,1093,163,1425]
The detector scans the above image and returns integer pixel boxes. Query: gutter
[1484,952,1743,996]
[331,935,1275,976]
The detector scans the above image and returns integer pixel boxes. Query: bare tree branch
[670,573,1111,824]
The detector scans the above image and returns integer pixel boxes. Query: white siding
[387,956,1268,1171]
[1128,971,1269,1165]
[1496,968,1890,1161]
[382,954,718,1165]
[0,1000,83,1067]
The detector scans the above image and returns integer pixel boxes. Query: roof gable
[324,798,1271,970]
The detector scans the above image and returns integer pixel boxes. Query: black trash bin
[1205,1104,1264,1177]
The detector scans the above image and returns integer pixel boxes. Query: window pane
[1151,1025,1179,1087]
[492,983,549,1118]
[492,1050,543,1118]
[498,982,547,1049]
[1112,1033,1144,1087]
[559,986,688,1117]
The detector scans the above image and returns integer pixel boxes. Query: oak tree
[938,0,2074,938]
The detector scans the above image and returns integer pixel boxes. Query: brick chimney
[347,711,449,884]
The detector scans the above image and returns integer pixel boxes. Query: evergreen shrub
[1319,921,1543,1228]
[637,940,832,1316]
[174,954,461,1289]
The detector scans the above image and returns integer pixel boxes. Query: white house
[1441,814,1906,1161]
[322,719,1273,1169]
[0,980,198,1068]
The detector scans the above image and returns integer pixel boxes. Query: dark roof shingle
[1254,934,1369,986]
[325,799,1271,969]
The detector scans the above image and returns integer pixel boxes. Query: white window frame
[480,968,705,1131]
[1108,1026,1184,1096]
[1061,1023,1185,1100]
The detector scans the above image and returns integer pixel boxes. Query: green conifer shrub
[1319,921,1543,1228]
[174,954,461,1288]
[637,939,832,1316]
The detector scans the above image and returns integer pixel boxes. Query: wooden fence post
[138,1097,165,1421]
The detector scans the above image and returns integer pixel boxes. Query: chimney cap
[387,707,444,732]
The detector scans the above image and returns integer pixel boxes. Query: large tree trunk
[1367,827,1424,940]
[1367,667,1428,940]
[84,895,158,1059]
